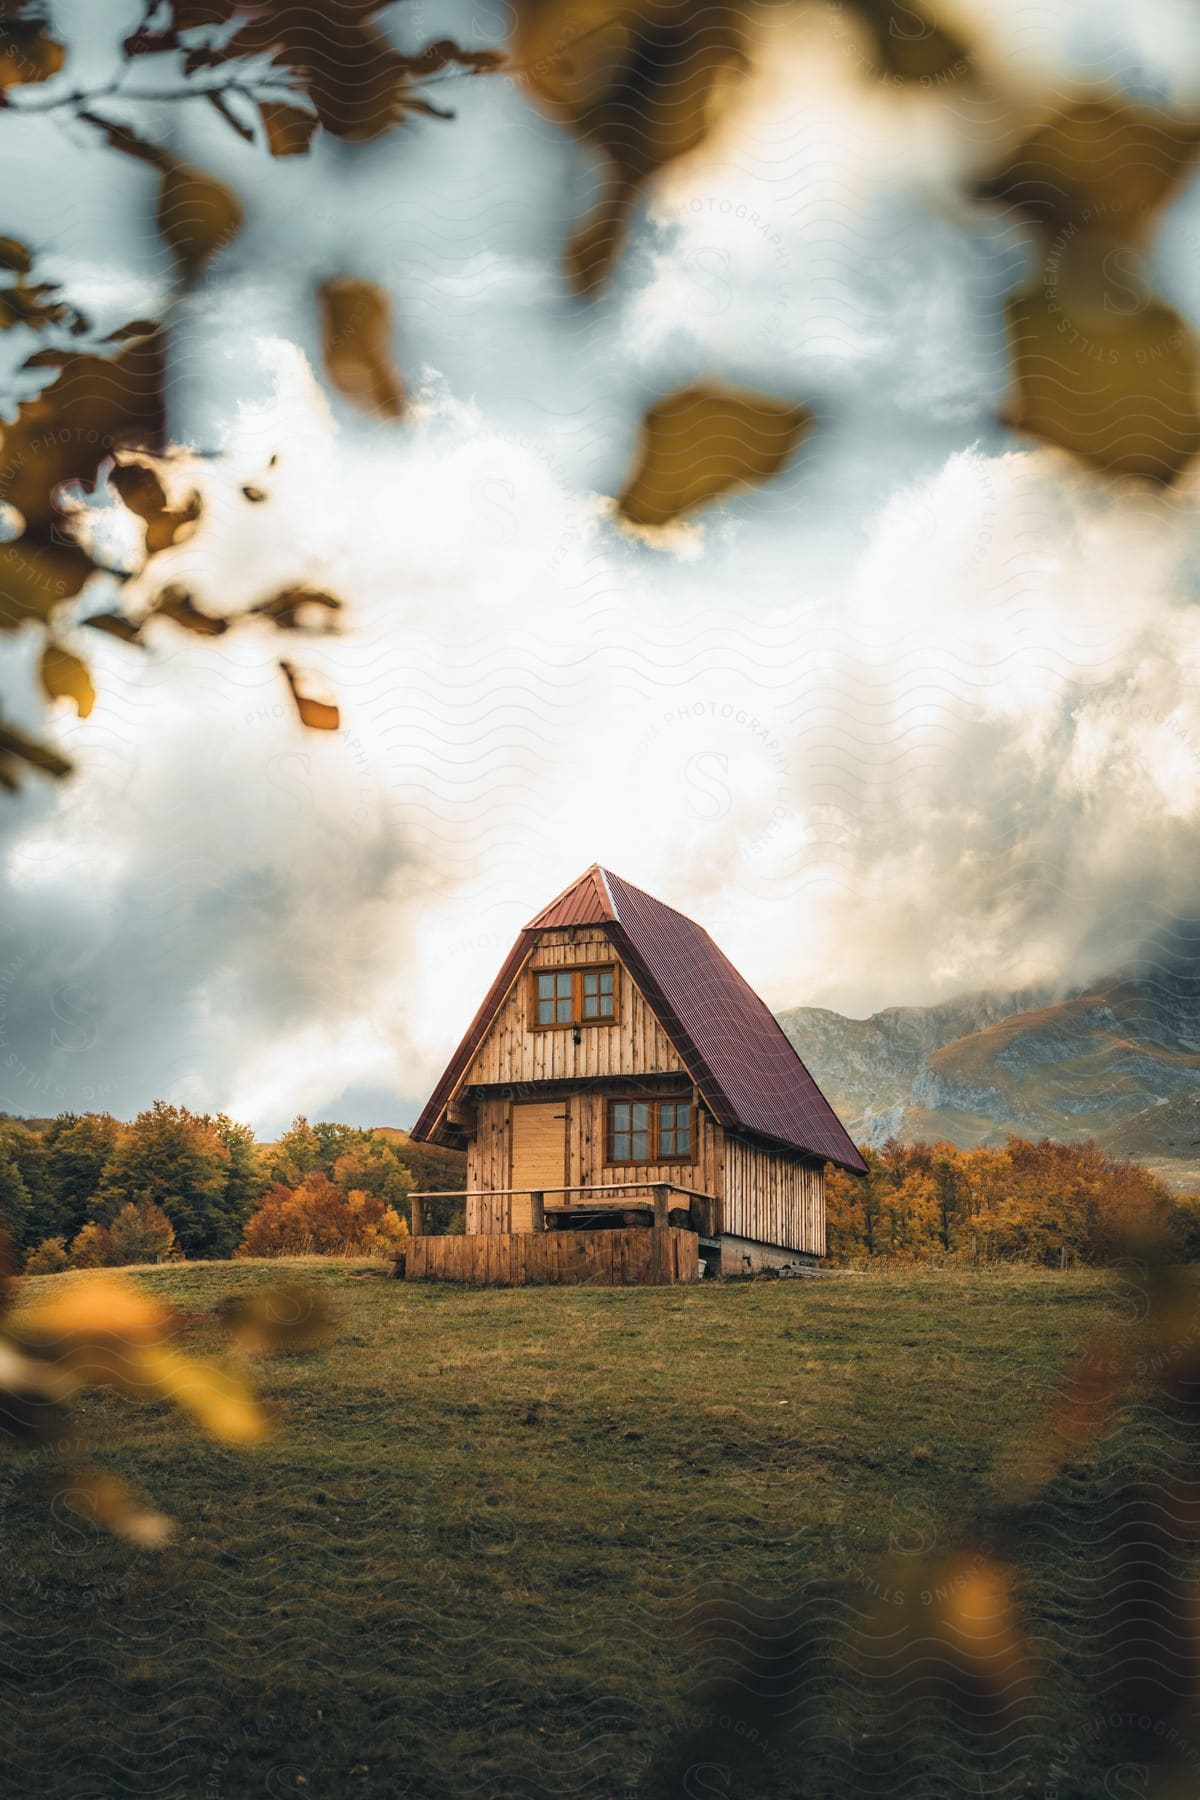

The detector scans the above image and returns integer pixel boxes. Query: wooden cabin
[407,866,865,1282]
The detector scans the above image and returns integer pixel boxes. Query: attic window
[607,1099,694,1164]
[532,964,616,1028]
[581,967,614,1019]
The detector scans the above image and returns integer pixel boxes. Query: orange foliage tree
[825,1136,1187,1265]
[237,1172,407,1258]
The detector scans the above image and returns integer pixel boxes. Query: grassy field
[0,1261,1177,1797]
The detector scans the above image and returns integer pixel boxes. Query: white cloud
[4,8,1200,1128]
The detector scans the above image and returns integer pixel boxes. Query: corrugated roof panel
[525,865,613,929]
[602,870,866,1172]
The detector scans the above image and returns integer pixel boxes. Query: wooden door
[510,1100,567,1231]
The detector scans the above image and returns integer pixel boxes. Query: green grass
[0,1262,1161,1796]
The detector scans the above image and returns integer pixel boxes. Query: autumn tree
[826,1145,887,1260]
[1170,1195,1200,1261]
[264,1116,325,1189]
[107,1198,177,1266]
[379,1132,467,1193]
[68,1220,116,1269]
[825,1136,1185,1266]
[210,1112,264,1243]
[332,1137,415,1220]
[41,1112,123,1242]
[0,1132,31,1248]
[314,1121,371,1168]
[931,1145,968,1254]
[23,1235,71,1274]
[879,1169,942,1259]
[237,1172,406,1258]
[95,1101,236,1258]
[0,1120,53,1249]
[1084,1151,1177,1262]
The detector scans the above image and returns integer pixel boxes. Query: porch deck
[399,1183,718,1287]
[400,1224,699,1287]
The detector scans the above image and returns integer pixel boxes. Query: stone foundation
[719,1235,821,1276]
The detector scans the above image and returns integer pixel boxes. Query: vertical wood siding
[465,1100,511,1232]
[405,1226,699,1286]
[467,1101,822,1251]
[464,1089,725,1232]
[723,1137,825,1256]
[462,929,686,1086]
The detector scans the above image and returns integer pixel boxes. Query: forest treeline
[0,1105,465,1271]
[3,1108,1198,1271]
[826,1137,1200,1265]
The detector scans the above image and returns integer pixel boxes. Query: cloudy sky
[2,0,1200,1134]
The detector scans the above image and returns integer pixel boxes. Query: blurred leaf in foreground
[0,3,65,90]
[0,715,72,790]
[259,99,319,157]
[3,1261,330,1542]
[617,383,812,527]
[976,98,1200,242]
[217,1281,335,1355]
[251,587,341,631]
[0,329,165,540]
[39,642,94,717]
[109,460,202,558]
[156,160,244,280]
[150,585,230,637]
[837,0,972,84]
[513,0,748,295]
[318,277,405,420]
[281,660,340,731]
[1004,276,1200,484]
[164,7,498,143]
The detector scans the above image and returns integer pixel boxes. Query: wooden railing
[407,1183,722,1239]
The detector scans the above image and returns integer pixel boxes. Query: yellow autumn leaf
[139,1344,268,1445]
[0,21,64,90]
[66,1470,173,1548]
[280,660,340,731]
[40,642,95,718]
[17,1273,169,1347]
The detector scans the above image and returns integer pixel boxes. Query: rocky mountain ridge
[778,976,1200,1172]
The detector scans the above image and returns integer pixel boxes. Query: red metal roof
[411,866,866,1174]
[525,864,613,928]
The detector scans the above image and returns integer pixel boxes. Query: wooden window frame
[529,963,618,1030]
[605,1097,697,1166]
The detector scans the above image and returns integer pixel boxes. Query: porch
[398,1182,722,1286]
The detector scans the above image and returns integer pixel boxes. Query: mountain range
[778,975,1200,1187]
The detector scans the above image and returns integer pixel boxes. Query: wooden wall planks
[723,1137,825,1255]
[404,1226,699,1286]
[462,929,686,1087]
